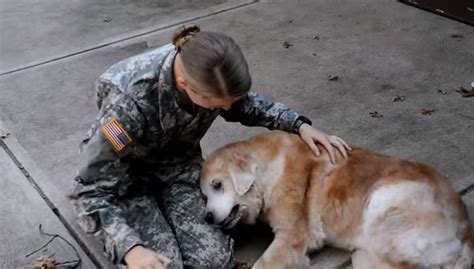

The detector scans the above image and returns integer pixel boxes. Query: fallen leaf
[103,17,111,23]
[328,74,339,81]
[421,108,435,115]
[369,111,383,118]
[313,35,320,40]
[456,87,474,97]
[392,95,406,102]
[0,131,10,139]
[437,90,448,95]
[282,41,293,49]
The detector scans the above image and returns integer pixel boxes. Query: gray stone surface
[0,146,95,269]
[0,0,473,268]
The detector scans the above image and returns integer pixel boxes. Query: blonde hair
[172,25,252,98]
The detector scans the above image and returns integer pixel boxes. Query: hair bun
[172,25,201,51]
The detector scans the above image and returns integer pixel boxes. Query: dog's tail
[454,226,474,269]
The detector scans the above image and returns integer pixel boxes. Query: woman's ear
[176,76,188,91]
[174,54,189,91]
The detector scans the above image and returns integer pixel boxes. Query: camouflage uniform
[69,43,304,268]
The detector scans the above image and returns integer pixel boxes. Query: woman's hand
[298,123,351,164]
[124,245,171,269]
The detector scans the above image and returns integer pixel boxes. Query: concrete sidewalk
[0,139,95,268]
[1,0,473,268]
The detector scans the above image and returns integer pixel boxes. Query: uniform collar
[158,48,179,101]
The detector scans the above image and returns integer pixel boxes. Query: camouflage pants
[97,161,234,269]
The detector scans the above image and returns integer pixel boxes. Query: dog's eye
[211,179,222,190]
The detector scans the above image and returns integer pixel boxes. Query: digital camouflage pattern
[69,43,305,268]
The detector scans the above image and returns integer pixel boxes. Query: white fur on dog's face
[201,153,261,229]
[200,171,242,228]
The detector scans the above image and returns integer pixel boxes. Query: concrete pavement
[0,0,255,74]
[0,0,473,268]
[0,139,95,268]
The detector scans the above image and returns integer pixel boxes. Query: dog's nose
[204,212,214,224]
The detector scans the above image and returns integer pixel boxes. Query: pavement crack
[456,113,474,121]
[459,183,474,196]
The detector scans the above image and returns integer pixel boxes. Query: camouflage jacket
[69,43,304,264]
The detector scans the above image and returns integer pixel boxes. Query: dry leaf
[282,41,293,49]
[456,87,474,97]
[422,108,435,115]
[392,95,406,102]
[369,111,383,118]
[233,261,251,269]
[437,90,448,95]
[328,74,339,81]
[0,131,10,139]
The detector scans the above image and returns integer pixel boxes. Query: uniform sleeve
[219,92,302,133]
[69,99,145,265]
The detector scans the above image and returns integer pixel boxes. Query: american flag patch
[101,118,132,152]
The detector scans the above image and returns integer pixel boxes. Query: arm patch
[101,118,132,152]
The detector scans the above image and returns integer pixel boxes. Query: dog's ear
[229,153,257,195]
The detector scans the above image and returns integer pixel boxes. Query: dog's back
[274,133,474,268]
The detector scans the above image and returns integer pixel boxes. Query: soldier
[69,25,350,269]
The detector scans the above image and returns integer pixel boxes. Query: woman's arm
[219,92,301,133]
[69,103,145,264]
[219,92,350,163]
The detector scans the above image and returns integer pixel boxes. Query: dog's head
[200,148,262,229]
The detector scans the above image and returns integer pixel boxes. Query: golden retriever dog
[200,132,473,269]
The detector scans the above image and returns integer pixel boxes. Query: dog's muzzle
[204,204,241,229]
[219,204,241,229]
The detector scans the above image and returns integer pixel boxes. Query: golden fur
[201,132,473,269]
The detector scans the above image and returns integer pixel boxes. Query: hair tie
[175,25,200,52]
